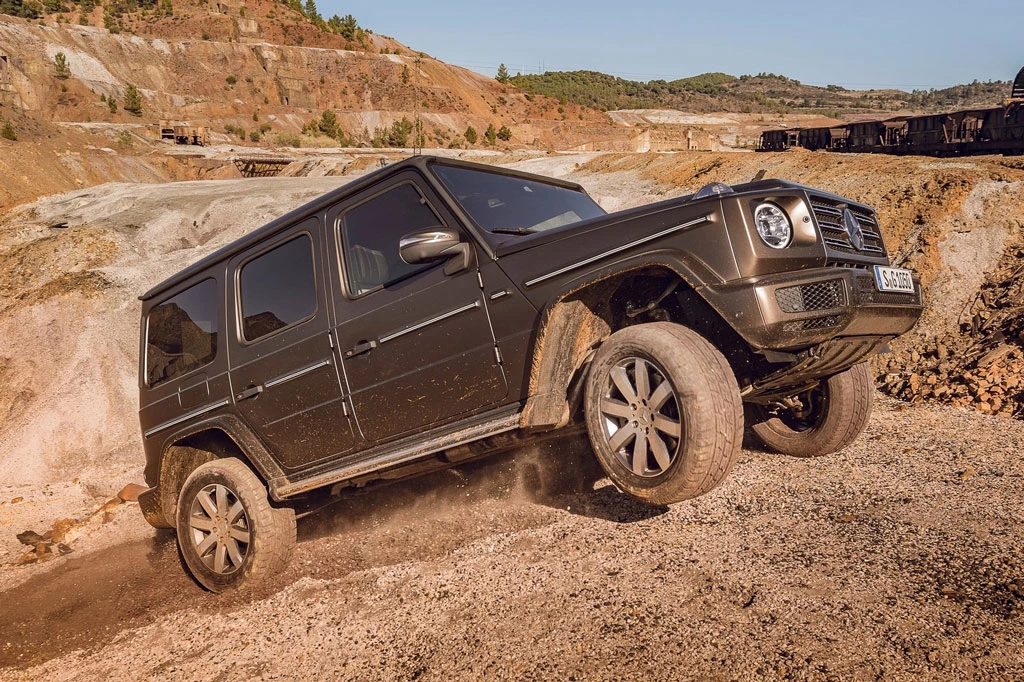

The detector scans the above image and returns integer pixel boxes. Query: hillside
[510,70,1013,117]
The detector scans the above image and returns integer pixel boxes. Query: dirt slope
[1,399,1022,679]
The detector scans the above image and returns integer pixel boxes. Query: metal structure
[232,157,294,177]
[759,67,1024,157]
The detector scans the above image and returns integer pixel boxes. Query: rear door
[227,218,358,470]
[326,173,508,443]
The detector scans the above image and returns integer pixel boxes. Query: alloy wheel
[599,356,682,477]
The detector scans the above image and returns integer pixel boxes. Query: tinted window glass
[433,165,606,235]
[240,234,317,341]
[147,278,218,386]
[341,183,442,296]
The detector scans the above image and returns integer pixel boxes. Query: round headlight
[753,202,792,249]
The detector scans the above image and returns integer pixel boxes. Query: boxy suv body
[137,156,922,590]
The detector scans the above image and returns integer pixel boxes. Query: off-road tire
[176,458,296,593]
[750,362,873,458]
[583,322,743,505]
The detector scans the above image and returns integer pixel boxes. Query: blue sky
[319,0,1021,90]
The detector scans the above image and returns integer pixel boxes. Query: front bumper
[711,266,923,351]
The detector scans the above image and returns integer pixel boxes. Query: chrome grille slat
[809,195,886,259]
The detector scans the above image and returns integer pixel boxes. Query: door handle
[236,384,264,401]
[345,340,378,358]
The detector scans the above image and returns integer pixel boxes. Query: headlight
[753,202,792,249]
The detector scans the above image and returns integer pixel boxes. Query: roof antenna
[752,169,767,181]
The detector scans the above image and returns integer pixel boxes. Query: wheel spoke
[227,501,246,525]
[634,359,650,400]
[632,434,649,475]
[214,541,228,573]
[608,424,637,452]
[197,490,218,518]
[195,531,218,557]
[215,485,228,517]
[610,366,637,403]
[229,525,251,544]
[225,537,245,567]
[189,515,215,532]
[649,431,672,471]
[649,380,673,411]
[653,414,681,439]
[601,398,633,419]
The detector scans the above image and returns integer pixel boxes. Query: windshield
[433,164,606,235]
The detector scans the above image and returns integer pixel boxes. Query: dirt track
[1,396,1022,681]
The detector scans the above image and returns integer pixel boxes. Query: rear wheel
[750,362,873,457]
[583,323,742,505]
[176,458,296,592]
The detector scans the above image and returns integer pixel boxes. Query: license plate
[873,266,914,293]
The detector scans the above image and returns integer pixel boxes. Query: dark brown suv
[137,156,922,591]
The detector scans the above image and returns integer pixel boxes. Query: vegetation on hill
[509,69,1013,116]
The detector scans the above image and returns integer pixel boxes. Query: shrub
[249,130,260,142]
[225,75,237,85]
[275,132,302,147]
[484,123,497,145]
[464,126,477,145]
[1,122,16,141]
[107,97,117,113]
[497,125,512,141]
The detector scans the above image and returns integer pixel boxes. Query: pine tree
[464,126,477,145]
[497,125,512,141]
[123,84,143,116]
[53,52,70,80]
[495,63,510,84]
[485,123,497,145]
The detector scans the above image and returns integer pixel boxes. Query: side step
[269,407,521,500]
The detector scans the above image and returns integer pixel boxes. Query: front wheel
[750,362,874,457]
[583,323,743,506]
[176,458,296,593]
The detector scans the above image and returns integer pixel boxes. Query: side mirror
[399,228,474,275]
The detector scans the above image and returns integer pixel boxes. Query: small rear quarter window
[146,278,218,387]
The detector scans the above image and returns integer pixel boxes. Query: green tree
[495,63,509,84]
[123,83,142,116]
[107,96,117,114]
[387,117,413,146]
[464,125,477,145]
[53,52,70,80]
[497,125,512,141]
[303,0,320,21]
[317,109,339,138]
[484,123,497,145]
[401,65,410,85]
[1,121,16,141]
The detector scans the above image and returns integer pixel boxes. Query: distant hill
[509,70,1013,117]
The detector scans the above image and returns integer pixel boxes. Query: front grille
[782,316,842,333]
[856,276,922,305]
[775,279,846,313]
[810,196,886,257]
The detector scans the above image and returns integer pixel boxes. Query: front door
[228,219,358,470]
[326,175,508,443]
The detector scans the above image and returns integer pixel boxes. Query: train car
[758,67,1024,157]
[758,128,798,151]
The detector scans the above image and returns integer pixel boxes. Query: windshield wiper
[489,227,535,236]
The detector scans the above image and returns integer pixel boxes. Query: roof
[140,155,587,301]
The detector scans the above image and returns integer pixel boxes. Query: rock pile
[880,243,1024,417]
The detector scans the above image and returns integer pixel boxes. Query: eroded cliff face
[0,14,613,145]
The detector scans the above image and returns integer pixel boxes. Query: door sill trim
[269,405,521,500]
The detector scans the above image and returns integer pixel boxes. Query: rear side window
[146,279,218,387]
[340,183,442,297]
[239,234,317,342]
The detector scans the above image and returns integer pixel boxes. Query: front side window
[239,234,317,342]
[147,278,218,386]
[432,164,606,235]
[341,183,443,296]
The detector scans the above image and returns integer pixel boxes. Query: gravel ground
[2,395,1022,681]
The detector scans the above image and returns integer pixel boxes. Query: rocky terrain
[1,148,1023,679]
